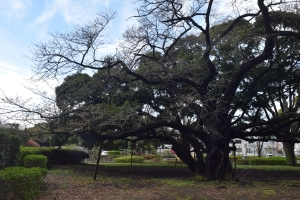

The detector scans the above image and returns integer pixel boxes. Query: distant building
[231,139,284,156]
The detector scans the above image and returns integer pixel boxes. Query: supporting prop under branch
[94,139,104,180]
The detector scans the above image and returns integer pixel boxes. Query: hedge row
[249,157,287,165]
[23,155,48,169]
[107,150,121,156]
[49,149,89,164]
[114,156,144,163]
[18,147,51,166]
[0,167,46,200]
[0,131,21,170]
[19,147,89,165]
[141,154,156,160]
[231,156,287,165]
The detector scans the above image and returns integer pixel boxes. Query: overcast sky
[0,0,137,98]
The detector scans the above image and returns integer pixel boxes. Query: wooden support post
[131,149,133,167]
[94,139,104,181]
[233,143,236,170]
[131,137,133,167]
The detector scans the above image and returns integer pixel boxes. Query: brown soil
[37,164,300,200]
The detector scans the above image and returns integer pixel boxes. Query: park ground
[38,163,300,200]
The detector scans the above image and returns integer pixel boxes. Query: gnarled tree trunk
[205,136,235,180]
[171,134,205,173]
[283,142,297,166]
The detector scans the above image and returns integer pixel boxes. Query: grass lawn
[37,163,300,200]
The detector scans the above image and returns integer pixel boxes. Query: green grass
[50,169,73,174]
[237,164,300,171]
[158,178,196,187]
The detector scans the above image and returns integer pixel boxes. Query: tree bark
[171,139,205,173]
[257,141,263,158]
[283,142,297,166]
[189,138,206,173]
[205,136,235,180]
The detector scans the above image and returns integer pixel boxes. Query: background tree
[238,10,300,165]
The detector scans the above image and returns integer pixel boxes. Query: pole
[233,144,236,170]
[131,137,133,167]
[94,139,104,180]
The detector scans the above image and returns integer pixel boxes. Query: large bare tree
[2,1,300,180]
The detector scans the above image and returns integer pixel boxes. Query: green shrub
[23,155,48,169]
[141,154,156,160]
[0,167,45,200]
[18,147,89,165]
[0,131,21,170]
[236,158,250,165]
[249,157,287,165]
[161,150,176,158]
[148,158,162,163]
[0,175,10,200]
[229,156,242,162]
[18,147,52,166]
[49,149,89,164]
[165,159,184,164]
[107,150,121,156]
[114,156,144,163]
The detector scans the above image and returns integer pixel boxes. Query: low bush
[0,175,10,200]
[107,150,121,156]
[236,158,250,165]
[0,131,21,170]
[141,153,156,160]
[148,158,162,163]
[0,167,45,200]
[18,147,89,165]
[161,150,176,158]
[23,140,40,147]
[49,149,89,164]
[114,156,144,163]
[18,147,52,166]
[229,156,243,162]
[23,155,48,169]
[165,159,185,165]
[249,157,287,165]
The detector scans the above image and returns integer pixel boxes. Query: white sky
[0,0,137,98]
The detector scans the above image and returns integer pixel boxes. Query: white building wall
[231,139,284,156]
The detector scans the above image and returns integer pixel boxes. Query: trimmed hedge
[24,140,40,147]
[0,131,21,170]
[236,158,250,165]
[49,149,89,164]
[148,158,162,163]
[0,167,45,200]
[114,156,145,163]
[107,150,121,156]
[18,147,89,165]
[165,159,184,165]
[141,154,156,160]
[18,147,52,166]
[229,156,243,162]
[23,155,48,169]
[249,157,287,165]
